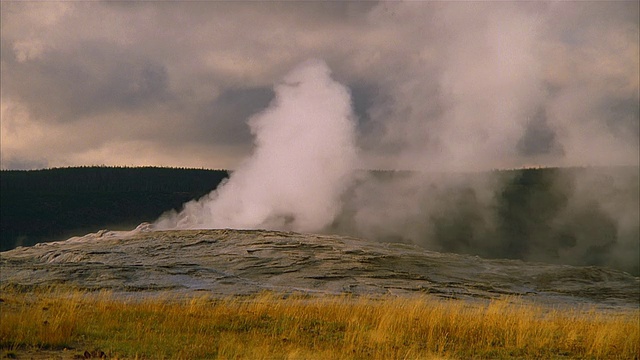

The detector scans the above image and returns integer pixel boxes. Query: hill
[0,166,228,251]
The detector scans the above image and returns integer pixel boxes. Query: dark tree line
[1,166,228,193]
[0,166,228,250]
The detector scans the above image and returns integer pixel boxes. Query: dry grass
[1,286,638,359]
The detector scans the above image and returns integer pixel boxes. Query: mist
[154,56,638,276]
[155,59,358,233]
[153,3,637,275]
[334,3,639,275]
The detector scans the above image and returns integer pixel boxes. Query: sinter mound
[1,225,637,309]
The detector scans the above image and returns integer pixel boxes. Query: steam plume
[154,5,638,275]
[155,59,358,232]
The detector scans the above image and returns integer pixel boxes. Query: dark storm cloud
[190,87,275,146]
[4,40,172,122]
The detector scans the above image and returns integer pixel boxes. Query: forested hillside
[0,167,228,250]
[1,166,637,275]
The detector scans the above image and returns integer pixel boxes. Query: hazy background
[2,1,638,171]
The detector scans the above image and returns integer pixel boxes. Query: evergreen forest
[1,167,228,251]
[1,166,637,275]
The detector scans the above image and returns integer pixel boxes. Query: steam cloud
[153,4,638,276]
[155,57,638,276]
[155,59,357,232]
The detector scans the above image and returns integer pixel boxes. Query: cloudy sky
[1,1,638,171]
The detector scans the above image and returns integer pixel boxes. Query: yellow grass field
[1,286,638,359]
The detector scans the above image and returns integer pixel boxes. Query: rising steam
[153,19,638,276]
[155,59,358,232]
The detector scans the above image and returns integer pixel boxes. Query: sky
[1,1,638,171]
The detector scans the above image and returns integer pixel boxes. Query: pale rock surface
[1,226,638,309]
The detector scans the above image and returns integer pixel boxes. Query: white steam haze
[155,59,358,233]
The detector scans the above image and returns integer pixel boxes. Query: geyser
[155,59,358,232]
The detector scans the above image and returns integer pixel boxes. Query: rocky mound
[1,226,638,309]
